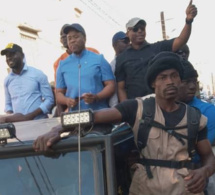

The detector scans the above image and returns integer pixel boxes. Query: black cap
[181,59,198,80]
[63,23,86,36]
[1,43,23,55]
[146,51,184,90]
[112,31,128,45]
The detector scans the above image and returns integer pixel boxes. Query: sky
[0,0,214,113]
[0,0,213,61]
[0,0,213,62]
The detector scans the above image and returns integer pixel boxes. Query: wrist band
[186,18,193,25]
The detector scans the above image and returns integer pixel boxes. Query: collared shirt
[56,49,114,111]
[186,96,215,163]
[115,39,174,99]
[53,48,100,83]
[189,96,215,144]
[4,64,54,119]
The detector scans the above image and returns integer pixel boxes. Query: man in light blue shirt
[0,43,54,122]
[56,23,115,111]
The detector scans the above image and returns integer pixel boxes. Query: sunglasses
[129,24,145,32]
[176,50,189,55]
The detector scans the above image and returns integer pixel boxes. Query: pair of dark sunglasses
[129,24,145,32]
[176,50,189,55]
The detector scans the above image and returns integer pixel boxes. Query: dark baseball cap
[112,31,129,45]
[1,43,23,55]
[63,23,86,36]
[60,24,70,35]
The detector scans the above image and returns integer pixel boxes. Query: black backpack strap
[136,97,155,179]
[137,99,189,149]
[137,97,155,151]
[187,106,201,160]
[148,120,188,145]
[135,99,201,179]
[138,158,201,170]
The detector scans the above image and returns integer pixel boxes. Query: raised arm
[172,0,197,52]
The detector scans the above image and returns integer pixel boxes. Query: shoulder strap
[137,97,155,151]
[187,105,201,160]
[133,97,144,134]
[135,99,201,158]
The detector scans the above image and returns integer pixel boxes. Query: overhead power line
[79,0,123,28]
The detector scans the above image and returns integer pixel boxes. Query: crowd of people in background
[1,0,215,195]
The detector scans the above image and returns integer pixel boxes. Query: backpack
[134,97,201,178]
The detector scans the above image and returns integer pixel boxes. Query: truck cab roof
[0,118,133,195]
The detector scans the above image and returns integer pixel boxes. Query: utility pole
[157,11,173,40]
[160,11,167,40]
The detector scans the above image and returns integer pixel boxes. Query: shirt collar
[10,63,28,75]
[71,48,87,58]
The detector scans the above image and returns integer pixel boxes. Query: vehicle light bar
[61,109,94,129]
[0,123,16,145]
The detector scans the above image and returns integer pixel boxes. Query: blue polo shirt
[56,49,114,111]
[189,96,215,144]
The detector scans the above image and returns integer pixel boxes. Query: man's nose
[166,76,174,84]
